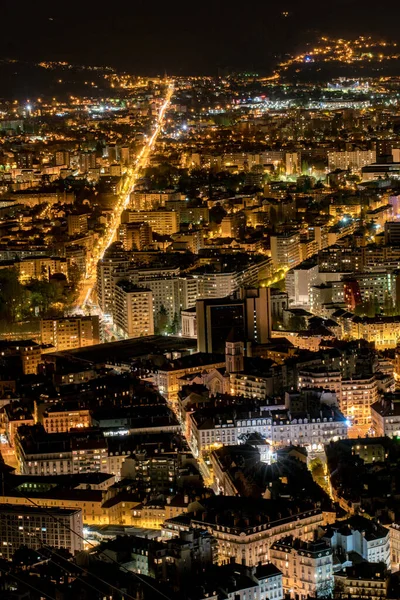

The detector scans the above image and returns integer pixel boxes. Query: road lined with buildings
[74,81,174,313]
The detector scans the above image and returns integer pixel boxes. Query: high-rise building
[120,146,130,165]
[196,287,272,353]
[328,150,376,171]
[270,232,301,270]
[112,280,154,338]
[79,151,97,173]
[54,150,70,167]
[0,504,83,559]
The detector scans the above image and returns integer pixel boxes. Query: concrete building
[121,209,179,235]
[112,281,154,339]
[270,536,333,599]
[40,316,100,351]
[197,287,272,354]
[67,213,89,237]
[117,222,153,250]
[0,504,83,559]
[327,150,376,171]
[17,256,68,282]
[270,232,301,271]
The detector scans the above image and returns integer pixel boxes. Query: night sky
[3,0,400,74]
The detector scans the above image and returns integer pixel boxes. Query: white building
[112,281,154,339]
[328,150,376,172]
[270,536,334,599]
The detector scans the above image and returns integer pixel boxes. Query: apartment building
[112,281,154,339]
[121,209,179,235]
[0,504,83,559]
[40,316,100,351]
[270,536,333,600]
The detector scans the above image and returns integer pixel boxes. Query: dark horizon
[2,0,400,75]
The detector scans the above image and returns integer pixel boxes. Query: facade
[0,504,83,559]
[327,150,376,171]
[197,287,272,354]
[117,222,153,250]
[41,406,92,433]
[112,281,154,338]
[322,517,391,570]
[190,406,348,458]
[340,375,378,426]
[121,209,179,235]
[67,213,89,236]
[16,256,68,282]
[371,397,400,437]
[40,316,100,351]
[163,501,326,567]
[15,425,109,477]
[270,232,301,271]
[351,315,400,349]
[270,536,333,599]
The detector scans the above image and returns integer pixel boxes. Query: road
[73,82,174,313]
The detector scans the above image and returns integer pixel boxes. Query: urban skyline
[3,10,400,600]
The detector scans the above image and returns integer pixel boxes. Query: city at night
[2,2,400,599]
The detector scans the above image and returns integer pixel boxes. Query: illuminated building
[327,150,376,171]
[351,315,400,349]
[41,405,92,433]
[67,213,89,236]
[189,405,347,458]
[270,536,333,599]
[40,316,100,351]
[121,209,179,235]
[112,281,154,339]
[0,340,42,375]
[270,232,301,270]
[163,498,326,567]
[371,396,400,437]
[0,504,83,559]
[340,375,378,425]
[117,222,152,250]
[16,256,68,282]
[196,287,272,354]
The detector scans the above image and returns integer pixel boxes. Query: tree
[167,312,180,335]
[156,304,169,334]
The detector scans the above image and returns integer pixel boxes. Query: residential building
[0,504,83,559]
[270,536,333,599]
[270,232,301,271]
[40,316,100,351]
[121,209,179,235]
[112,281,154,339]
[163,497,326,567]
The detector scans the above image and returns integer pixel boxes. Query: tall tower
[225,330,244,373]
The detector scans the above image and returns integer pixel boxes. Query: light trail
[73,82,174,312]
